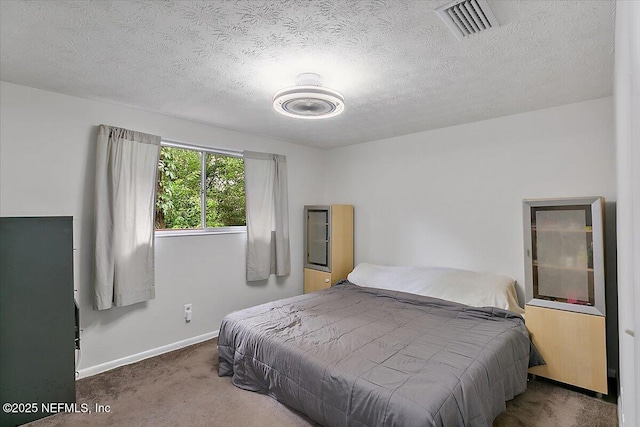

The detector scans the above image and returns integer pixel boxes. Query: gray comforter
[218,281,537,427]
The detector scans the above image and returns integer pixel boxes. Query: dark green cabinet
[0,217,76,426]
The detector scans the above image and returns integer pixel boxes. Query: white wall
[614,1,640,424]
[0,81,327,372]
[326,97,615,295]
[325,97,618,370]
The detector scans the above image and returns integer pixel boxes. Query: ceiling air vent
[435,0,500,40]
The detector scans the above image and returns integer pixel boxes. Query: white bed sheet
[347,263,524,315]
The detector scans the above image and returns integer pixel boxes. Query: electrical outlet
[184,304,192,322]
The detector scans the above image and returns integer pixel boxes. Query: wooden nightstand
[303,205,353,293]
[526,305,607,394]
[522,197,608,395]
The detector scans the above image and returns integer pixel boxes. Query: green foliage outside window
[205,153,246,227]
[155,146,246,230]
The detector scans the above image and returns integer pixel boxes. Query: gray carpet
[27,339,617,427]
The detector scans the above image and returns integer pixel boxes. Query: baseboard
[76,330,219,379]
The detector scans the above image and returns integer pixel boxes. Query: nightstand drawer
[304,268,332,293]
[526,305,607,394]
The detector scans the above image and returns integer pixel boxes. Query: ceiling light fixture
[272,73,345,119]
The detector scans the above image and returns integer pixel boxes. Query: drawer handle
[324,279,330,283]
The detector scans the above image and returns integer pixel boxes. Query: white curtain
[244,151,291,281]
[94,124,161,310]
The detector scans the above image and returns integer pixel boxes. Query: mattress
[218,281,539,427]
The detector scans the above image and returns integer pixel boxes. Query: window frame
[155,139,247,237]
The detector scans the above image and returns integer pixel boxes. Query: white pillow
[347,263,524,315]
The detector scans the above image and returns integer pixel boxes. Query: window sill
[155,227,247,238]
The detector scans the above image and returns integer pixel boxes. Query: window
[155,142,246,234]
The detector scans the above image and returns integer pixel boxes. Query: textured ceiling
[0,0,614,149]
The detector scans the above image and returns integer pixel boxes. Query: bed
[218,264,541,427]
